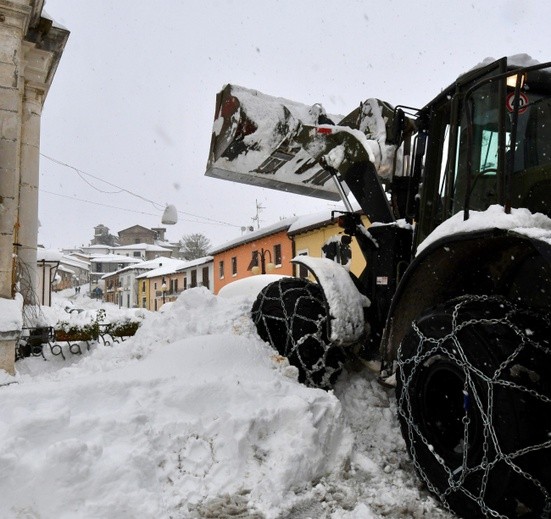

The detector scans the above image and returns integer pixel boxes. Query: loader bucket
[205,85,398,222]
[205,84,344,200]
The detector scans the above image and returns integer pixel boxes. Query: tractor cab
[409,57,551,247]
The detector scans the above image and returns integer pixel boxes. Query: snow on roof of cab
[468,53,540,72]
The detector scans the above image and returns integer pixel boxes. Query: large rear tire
[251,278,346,389]
[396,295,551,518]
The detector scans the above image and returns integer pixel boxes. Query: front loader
[205,56,551,518]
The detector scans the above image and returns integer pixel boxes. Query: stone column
[0,6,27,376]
[0,18,24,301]
[18,56,44,306]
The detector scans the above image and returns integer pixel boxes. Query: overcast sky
[38,0,551,250]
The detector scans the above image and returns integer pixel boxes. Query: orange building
[211,218,297,294]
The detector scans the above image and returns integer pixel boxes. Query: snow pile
[1,288,353,518]
[417,204,551,254]
[22,287,148,330]
[0,285,454,518]
[217,274,289,300]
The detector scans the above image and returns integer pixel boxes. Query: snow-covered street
[0,286,455,518]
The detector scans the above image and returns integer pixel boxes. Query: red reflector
[317,127,333,134]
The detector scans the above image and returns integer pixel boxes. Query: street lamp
[248,249,275,275]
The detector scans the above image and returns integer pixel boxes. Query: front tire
[396,295,551,518]
[251,278,345,389]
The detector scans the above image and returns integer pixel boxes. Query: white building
[177,256,214,292]
[111,243,173,261]
[89,254,141,296]
[107,257,185,309]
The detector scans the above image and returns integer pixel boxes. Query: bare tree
[179,233,212,260]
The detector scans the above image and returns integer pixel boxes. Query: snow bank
[217,274,289,300]
[1,288,352,519]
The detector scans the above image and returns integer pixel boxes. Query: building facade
[0,2,69,374]
[136,256,214,311]
[289,212,371,278]
[89,255,141,297]
[176,256,214,292]
[136,259,188,311]
[118,225,159,246]
[211,218,297,294]
[113,257,183,309]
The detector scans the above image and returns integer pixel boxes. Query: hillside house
[118,225,160,246]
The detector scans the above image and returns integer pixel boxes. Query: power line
[39,190,237,227]
[40,190,159,216]
[41,153,163,208]
[40,153,242,228]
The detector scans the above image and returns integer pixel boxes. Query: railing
[15,320,141,361]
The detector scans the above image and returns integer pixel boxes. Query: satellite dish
[161,204,178,225]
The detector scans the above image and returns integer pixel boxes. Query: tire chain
[252,280,343,388]
[397,294,551,518]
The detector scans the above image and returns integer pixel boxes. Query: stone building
[0,1,69,374]
[91,224,118,246]
[118,225,160,246]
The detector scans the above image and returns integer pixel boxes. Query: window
[133,251,141,257]
[250,250,259,268]
[231,256,237,276]
[142,281,146,292]
[219,260,224,279]
[191,269,197,287]
[273,244,282,266]
[142,297,146,308]
[296,250,309,278]
[172,279,178,293]
[453,79,500,214]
